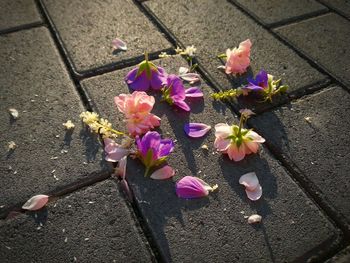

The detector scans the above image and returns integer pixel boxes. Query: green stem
[237,114,245,137]
[144,166,151,177]
[145,52,149,62]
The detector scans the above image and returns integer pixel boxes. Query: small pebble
[247,214,262,224]
[64,237,68,243]
[8,108,19,119]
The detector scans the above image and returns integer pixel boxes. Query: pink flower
[176,176,218,199]
[224,39,252,75]
[115,91,161,136]
[22,195,49,211]
[214,123,265,162]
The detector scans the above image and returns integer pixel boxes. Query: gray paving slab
[41,0,172,74]
[0,27,108,213]
[250,86,350,225]
[0,0,41,32]
[81,57,341,262]
[145,0,328,103]
[326,245,350,263]
[275,13,350,88]
[232,0,327,26]
[0,180,153,263]
[319,0,350,19]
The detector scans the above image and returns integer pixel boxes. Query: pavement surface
[0,0,349,262]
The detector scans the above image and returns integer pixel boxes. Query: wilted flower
[214,109,265,161]
[176,176,218,199]
[115,91,161,136]
[161,74,190,111]
[125,53,167,91]
[219,39,252,75]
[136,131,174,176]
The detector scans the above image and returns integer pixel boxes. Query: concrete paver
[81,57,341,262]
[0,27,107,213]
[326,245,350,263]
[41,0,172,74]
[275,13,350,87]
[250,86,350,224]
[0,180,153,263]
[145,0,328,103]
[0,0,41,32]
[233,0,327,26]
[319,0,350,19]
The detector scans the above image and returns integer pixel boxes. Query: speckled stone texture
[145,0,328,99]
[0,0,41,32]
[250,86,350,224]
[42,0,172,74]
[80,57,341,262]
[326,245,350,263]
[0,27,108,213]
[275,13,350,87]
[0,180,153,263]
[233,0,327,26]
[319,0,350,19]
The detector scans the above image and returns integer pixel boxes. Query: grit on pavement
[0,0,349,262]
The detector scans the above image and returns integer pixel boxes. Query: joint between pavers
[316,0,350,21]
[0,21,45,35]
[0,170,112,220]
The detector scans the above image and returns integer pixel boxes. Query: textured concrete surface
[0,28,107,213]
[0,0,41,32]
[81,57,341,262]
[233,0,327,26]
[0,180,153,263]
[275,13,350,87]
[326,245,350,263]
[250,86,350,224]
[320,0,350,19]
[145,0,328,98]
[42,0,172,74]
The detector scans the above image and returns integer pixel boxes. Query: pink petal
[247,130,265,143]
[150,165,175,180]
[184,123,211,138]
[112,37,127,51]
[174,100,190,111]
[176,176,215,199]
[246,185,262,201]
[214,123,231,138]
[120,178,133,202]
[22,195,49,211]
[116,156,127,179]
[239,172,259,191]
[185,87,203,98]
[227,144,245,161]
[104,139,129,162]
[180,73,200,83]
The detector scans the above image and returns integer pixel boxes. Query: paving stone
[250,86,350,224]
[81,57,341,262]
[0,180,153,263]
[41,0,171,74]
[275,13,350,87]
[326,245,350,263]
[319,0,350,19]
[0,28,108,213]
[233,0,327,26]
[0,0,41,32]
[145,0,327,104]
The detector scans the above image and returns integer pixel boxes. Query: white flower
[63,120,75,130]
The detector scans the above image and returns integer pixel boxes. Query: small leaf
[22,195,49,211]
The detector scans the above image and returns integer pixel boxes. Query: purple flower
[244,70,268,91]
[184,123,211,138]
[136,131,174,176]
[161,74,190,111]
[176,176,218,199]
[125,55,167,91]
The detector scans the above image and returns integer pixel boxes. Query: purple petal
[112,37,127,51]
[174,100,190,111]
[176,176,208,199]
[125,68,150,91]
[150,165,175,180]
[157,139,175,158]
[180,73,200,83]
[168,75,186,100]
[184,123,211,138]
[150,67,168,90]
[137,131,161,158]
[185,87,203,98]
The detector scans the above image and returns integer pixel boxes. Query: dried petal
[180,73,200,83]
[22,195,49,211]
[178,67,189,75]
[150,165,175,180]
[247,214,262,224]
[184,123,211,138]
[116,156,127,179]
[9,108,19,119]
[112,37,127,51]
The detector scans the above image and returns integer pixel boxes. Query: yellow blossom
[63,120,75,130]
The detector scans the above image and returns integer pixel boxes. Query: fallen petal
[8,108,19,119]
[120,179,133,202]
[185,87,203,98]
[112,37,127,51]
[180,73,200,83]
[22,195,49,211]
[116,156,127,179]
[246,185,262,201]
[150,165,175,180]
[176,176,217,199]
[178,66,189,75]
[248,214,262,224]
[184,123,211,138]
[239,172,259,191]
